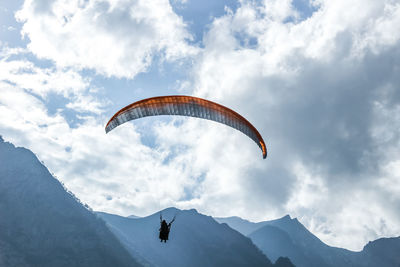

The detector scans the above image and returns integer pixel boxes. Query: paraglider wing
[105,95,267,159]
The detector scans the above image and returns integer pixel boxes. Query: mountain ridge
[98,208,280,267]
[2,136,398,267]
[0,137,140,267]
[216,215,400,267]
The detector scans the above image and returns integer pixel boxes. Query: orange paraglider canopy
[105,95,267,159]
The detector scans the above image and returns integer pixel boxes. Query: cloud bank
[16,0,198,78]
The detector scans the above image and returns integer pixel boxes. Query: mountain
[248,224,309,266]
[355,237,400,267]
[98,208,293,267]
[5,135,397,267]
[215,216,270,236]
[0,136,140,267]
[248,215,353,267]
[216,215,400,267]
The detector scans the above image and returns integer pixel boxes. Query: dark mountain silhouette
[98,208,293,267]
[0,136,139,267]
[216,215,400,267]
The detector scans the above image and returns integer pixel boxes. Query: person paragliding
[159,213,175,243]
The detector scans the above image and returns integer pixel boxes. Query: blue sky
[1,0,400,251]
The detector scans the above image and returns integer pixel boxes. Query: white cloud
[16,0,198,78]
[262,0,299,22]
[156,0,400,250]
[0,44,109,114]
[0,82,72,154]
[0,46,27,57]
[0,59,88,97]
[65,94,109,114]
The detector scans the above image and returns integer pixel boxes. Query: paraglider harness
[159,213,176,243]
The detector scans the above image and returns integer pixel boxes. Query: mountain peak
[188,208,198,213]
[161,206,180,213]
[267,214,296,225]
[0,138,139,267]
[99,207,274,267]
[159,207,200,216]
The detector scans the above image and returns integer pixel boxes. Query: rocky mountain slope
[99,208,293,267]
[216,215,400,267]
[0,136,139,267]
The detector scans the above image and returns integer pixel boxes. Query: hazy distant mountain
[248,215,353,267]
[216,215,400,267]
[215,216,270,236]
[98,208,293,267]
[0,136,139,267]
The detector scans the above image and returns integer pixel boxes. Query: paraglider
[105,95,267,158]
[159,213,175,243]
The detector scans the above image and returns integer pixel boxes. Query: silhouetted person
[159,214,175,243]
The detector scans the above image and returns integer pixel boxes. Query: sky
[1,0,400,251]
